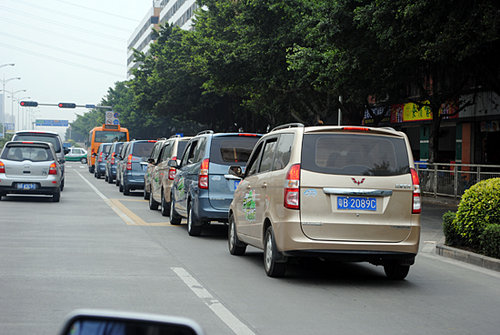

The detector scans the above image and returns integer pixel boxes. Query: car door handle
[261,183,267,188]
[246,185,252,190]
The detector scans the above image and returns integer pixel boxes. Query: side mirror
[228,165,244,178]
[59,310,204,335]
[64,148,70,155]
[167,159,180,169]
[148,158,155,164]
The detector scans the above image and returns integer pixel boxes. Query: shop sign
[480,121,500,132]
[403,101,432,122]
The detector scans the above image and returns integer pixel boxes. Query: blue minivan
[168,131,261,236]
[118,140,157,195]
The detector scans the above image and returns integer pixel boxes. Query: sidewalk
[421,196,499,272]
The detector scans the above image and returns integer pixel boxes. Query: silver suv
[228,124,421,279]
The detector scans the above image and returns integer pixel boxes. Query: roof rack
[270,123,304,132]
[169,134,182,138]
[196,130,214,136]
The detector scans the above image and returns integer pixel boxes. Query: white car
[0,141,62,202]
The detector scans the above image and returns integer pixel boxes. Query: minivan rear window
[13,134,61,152]
[301,134,410,176]
[132,142,155,158]
[210,136,260,165]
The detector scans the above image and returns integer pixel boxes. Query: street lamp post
[10,89,27,131]
[1,76,21,123]
[16,96,31,130]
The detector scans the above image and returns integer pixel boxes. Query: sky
[0,0,153,139]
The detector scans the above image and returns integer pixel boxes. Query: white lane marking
[75,170,135,225]
[172,267,256,335]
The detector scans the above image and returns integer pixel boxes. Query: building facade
[159,0,198,30]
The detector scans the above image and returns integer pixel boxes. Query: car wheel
[52,189,61,202]
[228,213,247,255]
[60,179,64,192]
[123,184,130,195]
[144,185,150,200]
[119,182,124,193]
[384,263,410,280]
[107,174,114,184]
[160,189,170,217]
[149,191,159,210]
[89,166,94,173]
[187,202,202,236]
[81,157,87,164]
[0,192,4,200]
[264,226,286,277]
[169,195,182,225]
[104,174,108,182]
[115,176,120,186]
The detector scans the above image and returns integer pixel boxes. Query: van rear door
[299,130,415,243]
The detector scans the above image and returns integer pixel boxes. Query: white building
[159,0,199,30]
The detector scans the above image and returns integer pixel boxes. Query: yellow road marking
[109,198,176,226]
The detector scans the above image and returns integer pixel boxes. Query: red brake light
[0,161,5,173]
[148,140,157,143]
[168,156,177,180]
[198,158,209,189]
[110,152,115,164]
[238,133,258,137]
[49,162,57,175]
[98,152,103,162]
[284,164,300,209]
[342,127,370,132]
[21,141,34,144]
[411,168,421,214]
[126,154,133,170]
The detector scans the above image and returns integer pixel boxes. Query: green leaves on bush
[453,178,500,250]
[480,224,500,259]
[442,211,461,246]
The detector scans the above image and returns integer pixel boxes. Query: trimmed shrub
[453,178,500,249]
[479,224,500,259]
[442,211,462,246]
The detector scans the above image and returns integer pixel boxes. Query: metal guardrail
[415,162,500,199]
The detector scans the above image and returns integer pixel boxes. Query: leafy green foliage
[454,178,500,249]
[479,224,500,259]
[442,211,462,246]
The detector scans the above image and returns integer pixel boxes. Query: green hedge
[453,178,500,249]
[480,224,500,259]
[442,211,462,246]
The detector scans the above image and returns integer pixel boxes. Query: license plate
[234,180,240,190]
[337,196,377,211]
[17,183,37,190]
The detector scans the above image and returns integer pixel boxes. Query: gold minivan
[228,124,421,279]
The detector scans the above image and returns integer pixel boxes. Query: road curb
[436,244,500,272]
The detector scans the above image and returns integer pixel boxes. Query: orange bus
[86,124,129,173]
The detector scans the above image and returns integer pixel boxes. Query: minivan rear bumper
[273,220,420,258]
[196,196,229,223]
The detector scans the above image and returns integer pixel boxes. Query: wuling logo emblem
[351,178,365,185]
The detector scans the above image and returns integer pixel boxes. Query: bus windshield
[94,131,128,143]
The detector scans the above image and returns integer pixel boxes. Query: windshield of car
[95,131,128,143]
[209,136,260,165]
[13,134,61,153]
[132,142,155,158]
[301,133,410,176]
[1,145,54,162]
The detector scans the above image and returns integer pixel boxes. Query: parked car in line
[94,143,112,179]
[65,147,87,163]
[148,135,191,216]
[227,123,421,279]
[0,141,62,202]
[104,142,124,184]
[12,130,68,191]
[117,140,157,195]
[143,139,168,200]
[115,141,130,188]
[168,130,261,236]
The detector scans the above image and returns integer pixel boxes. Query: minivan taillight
[49,162,57,175]
[411,168,421,214]
[110,153,115,165]
[168,156,177,180]
[98,152,103,162]
[198,158,209,189]
[0,161,5,173]
[126,154,133,170]
[284,164,300,209]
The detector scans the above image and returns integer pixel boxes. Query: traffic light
[20,101,38,107]
[58,102,76,108]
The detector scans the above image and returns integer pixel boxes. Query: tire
[144,185,150,200]
[123,184,130,195]
[60,179,64,192]
[160,189,170,217]
[52,189,61,202]
[169,195,182,225]
[264,226,286,277]
[187,202,202,236]
[107,174,114,184]
[119,182,124,193]
[115,175,120,186]
[149,191,159,210]
[80,157,87,164]
[228,214,247,255]
[384,263,410,280]
[89,166,94,173]
[104,174,108,182]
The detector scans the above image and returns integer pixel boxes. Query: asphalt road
[1,162,499,335]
